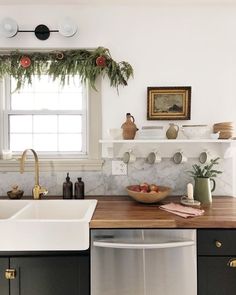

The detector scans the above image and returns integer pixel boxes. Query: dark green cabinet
[198,257,236,295]
[0,258,9,295]
[0,253,89,295]
[198,229,236,295]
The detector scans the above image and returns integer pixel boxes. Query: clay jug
[166,123,179,139]
[121,113,139,140]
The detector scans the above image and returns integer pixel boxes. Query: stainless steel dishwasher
[91,229,197,295]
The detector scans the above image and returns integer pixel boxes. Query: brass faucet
[20,149,48,199]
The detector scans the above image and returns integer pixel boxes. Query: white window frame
[4,76,88,158]
[0,73,103,172]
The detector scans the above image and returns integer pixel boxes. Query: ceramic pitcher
[194,177,216,204]
[166,123,179,139]
[121,113,139,140]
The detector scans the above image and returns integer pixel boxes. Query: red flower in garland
[20,56,31,68]
[56,52,64,60]
[96,56,106,67]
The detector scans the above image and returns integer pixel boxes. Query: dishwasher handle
[93,240,195,249]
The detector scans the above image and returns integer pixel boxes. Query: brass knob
[228,259,236,268]
[215,240,222,248]
[5,269,16,280]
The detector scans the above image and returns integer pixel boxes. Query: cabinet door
[0,258,9,295]
[10,255,89,295]
[198,257,236,295]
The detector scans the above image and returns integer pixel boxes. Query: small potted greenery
[189,157,222,204]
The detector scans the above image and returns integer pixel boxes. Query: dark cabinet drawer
[198,230,236,256]
[198,256,236,295]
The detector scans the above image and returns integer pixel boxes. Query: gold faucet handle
[39,187,48,196]
[33,185,48,199]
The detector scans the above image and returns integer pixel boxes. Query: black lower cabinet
[198,257,236,295]
[198,229,236,295]
[0,253,89,295]
[0,258,9,295]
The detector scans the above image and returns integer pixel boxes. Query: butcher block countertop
[88,196,236,229]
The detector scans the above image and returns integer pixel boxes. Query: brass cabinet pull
[228,259,236,268]
[5,269,16,280]
[215,240,222,248]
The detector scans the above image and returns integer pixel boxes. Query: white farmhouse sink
[15,200,96,220]
[0,200,30,219]
[0,199,97,251]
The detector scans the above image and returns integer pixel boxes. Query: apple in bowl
[126,183,171,204]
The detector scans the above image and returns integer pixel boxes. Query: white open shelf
[99,139,235,144]
[99,139,236,159]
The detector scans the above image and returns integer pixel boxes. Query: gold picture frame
[147,86,191,120]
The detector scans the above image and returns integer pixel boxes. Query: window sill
[0,158,104,172]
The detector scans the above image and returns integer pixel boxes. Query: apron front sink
[0,199,97,251]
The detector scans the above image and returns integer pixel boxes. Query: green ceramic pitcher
[194,177,216,204]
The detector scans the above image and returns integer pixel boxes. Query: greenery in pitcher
[189,157,222,178]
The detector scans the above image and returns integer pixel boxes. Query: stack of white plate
[137,126,165,139]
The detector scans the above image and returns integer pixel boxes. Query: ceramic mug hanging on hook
[146,151,162,164]
[123,149,136,164]
[199,150,216,164]
[173,151,187,164]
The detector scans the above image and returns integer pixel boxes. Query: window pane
[33,115,57,133]
[58,115,82,133]
[34,75,60,92]
[11,76,83,111]
[10,115,32,133]
[58,134,82,152]
[58,93,82,110]
[11,79,34,93]
[10,134,32,151]
[11,93,35,110]
[34,93,58,110]
[33,134,57,151]
[60,77,82,93]
[9,75,86,154]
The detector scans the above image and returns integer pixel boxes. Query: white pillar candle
[187,183,194,200]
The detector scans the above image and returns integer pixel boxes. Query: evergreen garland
[0,47,133,91]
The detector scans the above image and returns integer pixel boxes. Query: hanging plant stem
[0,47,134,91]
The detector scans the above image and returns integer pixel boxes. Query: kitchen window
[6,75,86,155]
[0,75,102,171]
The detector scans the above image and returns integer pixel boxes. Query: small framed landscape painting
[147,86,191,120]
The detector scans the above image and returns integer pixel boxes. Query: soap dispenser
[63,173,73,199]
[74,177,85,199]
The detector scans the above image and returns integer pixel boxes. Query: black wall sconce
[0,17,78,40]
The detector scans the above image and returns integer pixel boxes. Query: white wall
[0,3,235,196]
[0,3,236,136]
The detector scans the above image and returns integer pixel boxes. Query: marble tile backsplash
[0,158,233,197]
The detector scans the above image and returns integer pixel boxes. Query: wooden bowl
[7,190,24,199]
[213,122,233,127]
[126,185,171,204]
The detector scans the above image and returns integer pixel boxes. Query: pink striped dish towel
[159,203,204,218]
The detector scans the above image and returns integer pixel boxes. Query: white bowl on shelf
[108,128,123,139]
[210,132,220,139]
[181,125,209,139]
